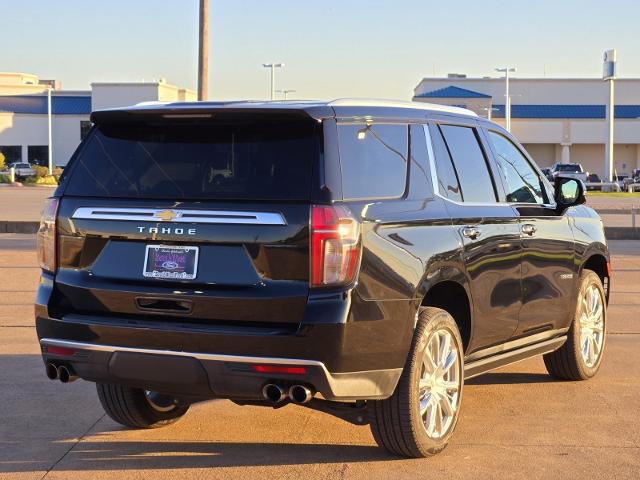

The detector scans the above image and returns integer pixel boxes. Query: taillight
[310,205,361,287]
[36,197,59,273]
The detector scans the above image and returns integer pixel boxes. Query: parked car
[550,162,588,183]
[8,162,35,178]
[541,167,553,182]
[623,169,640,189]
[615,175,629,190]
[36,99,609,458]
[586,173,602,191]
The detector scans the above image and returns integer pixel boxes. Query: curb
[0,222,40,234]
[604,227,640,240]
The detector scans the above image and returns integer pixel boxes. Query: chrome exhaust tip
[289,385,314,404]
[262,383,287,403]
[45,362,59,381]
[58,365,78,383]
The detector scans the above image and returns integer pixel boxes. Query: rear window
[62,120,320,201]
[338,124,408,200]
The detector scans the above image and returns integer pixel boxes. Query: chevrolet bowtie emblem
[155,209,178,222]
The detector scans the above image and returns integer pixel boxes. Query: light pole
[603,49,617,183]
[495,67,516,131]
[262,63,284,100]
[47,87,53,174]
[276,89,296,100]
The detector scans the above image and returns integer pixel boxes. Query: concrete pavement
[0,236,639,479]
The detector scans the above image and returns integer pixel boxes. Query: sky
[3,0,640,100]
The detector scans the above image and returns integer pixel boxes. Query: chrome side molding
[71,207,286,225]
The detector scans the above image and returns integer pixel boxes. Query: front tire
[96,383,190,429]
[369,307,464,457]
[543,269,606,380]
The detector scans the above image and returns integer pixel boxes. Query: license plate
[143,245,199,280]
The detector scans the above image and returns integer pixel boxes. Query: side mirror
[554,177,586,211]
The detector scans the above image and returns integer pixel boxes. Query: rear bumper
[36,274,414,401]
[39,338,401,401]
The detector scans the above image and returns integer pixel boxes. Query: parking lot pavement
[0,236,638,480]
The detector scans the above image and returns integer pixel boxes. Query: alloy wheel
[418,329,462,439]
[579,283,605,368]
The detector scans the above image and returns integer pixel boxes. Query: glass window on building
[80,121,92,140]
[28,146,49,166]
[0,146,22,166]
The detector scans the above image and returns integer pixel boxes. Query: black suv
[35,100,609,458]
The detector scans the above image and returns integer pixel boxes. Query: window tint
[409,125,433,198]
[488,131,545,204]
[428,124,462,202]
[440,125,496,203]
[338,124,408,199]
[63,120,320,201]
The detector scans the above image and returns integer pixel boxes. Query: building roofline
[417,77,640,82]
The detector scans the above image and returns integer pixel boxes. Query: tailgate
[53,197,310,325]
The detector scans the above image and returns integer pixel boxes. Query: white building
[413,76,640,177]
[0,72,195,166]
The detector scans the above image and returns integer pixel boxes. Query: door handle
[522,223,537,236]
[462,226,482,240]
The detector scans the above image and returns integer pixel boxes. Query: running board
[464,336,567,380]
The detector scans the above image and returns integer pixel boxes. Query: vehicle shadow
[466,372,558,385]
[2,439,396,473]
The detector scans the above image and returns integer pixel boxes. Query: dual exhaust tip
[46,362,78,383]
[262,383,314,404]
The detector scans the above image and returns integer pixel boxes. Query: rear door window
[439,125,497,203]
[338,124,408,200]
[428,124,462,202]
[62,120,320,201]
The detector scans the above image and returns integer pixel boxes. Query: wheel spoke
[425,400,436,435]
[439,392,454,417]
[442,350,457,373]
[439,333,451,367]
[582,296,590,316]
[433,401,443,437]
[441,380,459,392]
[590,287,599,315]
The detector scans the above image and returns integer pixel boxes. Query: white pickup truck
[550,163,588,183]
[8,162,35,178]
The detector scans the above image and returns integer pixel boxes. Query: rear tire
[543,269,606,380]
[96,383,190,429]
[369,307,464,457]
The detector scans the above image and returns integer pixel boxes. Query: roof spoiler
[90,104,333,124]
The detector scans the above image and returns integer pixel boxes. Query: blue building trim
[416,86,491,99]
[492,104,640,119]
[0,95,91,115]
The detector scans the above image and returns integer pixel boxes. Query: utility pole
[197,0,209,101]
[603,49,617,183]
[276,89,296,100]
[495,67,516,131]
[262,63,284,100]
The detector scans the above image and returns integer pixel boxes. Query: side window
[440,125,497,203]
[488,131,545,204]
[427,124,463,202]
[338,124,408,200]
[409,124,433,198]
